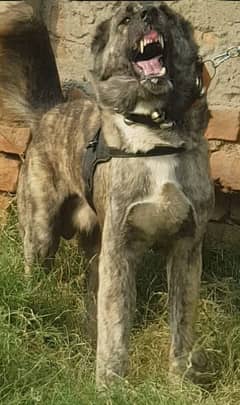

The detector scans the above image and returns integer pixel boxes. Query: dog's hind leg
[22,212,60,277]
[167,239,203,382]
[17,164,61,277]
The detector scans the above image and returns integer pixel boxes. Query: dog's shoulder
[33,92,101,148]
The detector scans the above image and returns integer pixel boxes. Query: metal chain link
[211,45,240,67]
[203,45,240,80]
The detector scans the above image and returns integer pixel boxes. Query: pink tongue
[136,56,162,76]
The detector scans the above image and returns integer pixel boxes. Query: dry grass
[0,205,240,404]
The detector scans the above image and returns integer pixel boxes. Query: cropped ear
[91,19,110,55]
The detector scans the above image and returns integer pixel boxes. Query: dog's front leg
[96,214,137,386]
[167,239,203,382]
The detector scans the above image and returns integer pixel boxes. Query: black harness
[82,125,185,212]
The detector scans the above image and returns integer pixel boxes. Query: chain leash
[204,45,240,80]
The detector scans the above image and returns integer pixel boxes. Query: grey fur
[17,3,214,385]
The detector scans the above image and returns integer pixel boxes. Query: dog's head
[91,2,205,120]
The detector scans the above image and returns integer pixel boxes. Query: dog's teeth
[159,66,166,76]
[140,39,144,54]
[196,76,200,88]
[151,78,159,84]
[159,35,164,49]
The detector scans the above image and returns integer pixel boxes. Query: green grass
[0,205,240,404]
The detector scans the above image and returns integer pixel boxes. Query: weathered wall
[29,0,240,110]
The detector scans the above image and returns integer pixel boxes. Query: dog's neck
[123,101,175,129]
[131,101,162,116]
[101,107,187,154]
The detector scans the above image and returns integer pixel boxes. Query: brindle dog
[4,2,215,385]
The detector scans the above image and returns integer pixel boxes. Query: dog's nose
[141,7,158,25]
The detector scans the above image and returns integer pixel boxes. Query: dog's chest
[113,155,194,241]
[108,120,196,239]
[111,154,180,200]
[144,155,179,193]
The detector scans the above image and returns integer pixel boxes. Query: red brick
[0,125,31,155]
[210,150,240,191]
[0,193,12,210]
[0,193,13,227]
[0,155,20,193]
[205,110,240,142]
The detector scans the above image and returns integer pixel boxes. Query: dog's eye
[119,16,131,26]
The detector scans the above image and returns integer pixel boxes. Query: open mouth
[132,30,166,80]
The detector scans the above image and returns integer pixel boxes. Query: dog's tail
[0,1,64,127]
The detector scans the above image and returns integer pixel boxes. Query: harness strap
[82,129,185,212]
[108,144,185,158]
[82,129,111,212]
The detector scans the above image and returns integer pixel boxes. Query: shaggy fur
[4,2,215,385]
[0,1,63,124]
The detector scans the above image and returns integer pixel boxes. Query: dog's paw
[169,350,214,387]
